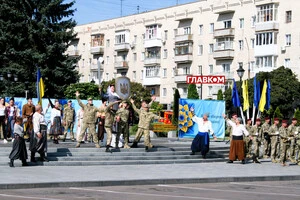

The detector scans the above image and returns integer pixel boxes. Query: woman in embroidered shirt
[190,107,217,159]
[49,101,63,144]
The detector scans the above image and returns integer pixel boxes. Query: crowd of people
[3,84,162,167]
[224,113,300,166]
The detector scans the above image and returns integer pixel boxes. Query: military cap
[274,118,279,121]
[88,97,93,101]
[292,118,297,121]
[247,119,252,122]
[265,117,270,120]
[282,119,288,124]
[68,100,72,103]
[256,118,261,122]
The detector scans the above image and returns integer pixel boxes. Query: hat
[274,118,279,121]
[88,97,93,101]
[265,117,270,120]
[247,119,252,122]
[292,118,297,121]
[68,100,72,103]
[282,119,288,124]
[256,118,261,122]
[121,100,128,104]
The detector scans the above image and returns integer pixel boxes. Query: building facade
[67,0,300,107]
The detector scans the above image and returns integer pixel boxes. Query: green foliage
[150,101,163,115]
[129,124,139,135]
[217,89,223,100]
[294,109,300,126]
[187,84,199,99]
[273,107,283,120]
[64,83,100,100]
[0,0,79,98]
[172,89,180,125]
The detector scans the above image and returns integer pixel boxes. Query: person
[245,119,252,158]
[279,119,289,166]
[262,117,271,158]
[189,109,217,159]
[130,99,162,151]
[97,98,107,143]
[49,101,63,144]
[30,104,48,162]
[5,98,20,142]
[249,118,262,163]
[287,118,298,163]
[0,98,7,143]
[9,117,28,167]
[75,91,102,148]
[107,84,121,111]
[226,113,238,144]
[223,114,251,164]
[268,118,280,163]
[76,107,86,143]
[21,97,35,141]
[62,100,75,142]
[116,100,130,149]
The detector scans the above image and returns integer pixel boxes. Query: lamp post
[236,63,245,83]
[90,79,95,84]
[0,72,18,97]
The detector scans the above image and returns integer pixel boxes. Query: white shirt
[192,115,214,135]
[50,108,61,124]
[0,107,5,116]
[9,106,15,117]
[33,112,46,134]
[227,120,249,136]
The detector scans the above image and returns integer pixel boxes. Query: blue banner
[178,99,225,139]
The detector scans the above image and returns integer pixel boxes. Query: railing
[214,41,233,51]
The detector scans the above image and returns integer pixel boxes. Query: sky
[68,0,198,25]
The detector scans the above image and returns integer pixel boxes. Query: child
[9,117,28,167]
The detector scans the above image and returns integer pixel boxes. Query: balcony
[114,61,129,70]
[214,28,235,38]
[143,77,161,86]
[144,57,161,66]
[114,43,130,52]
[213,41,234,60]
[90,64,103,71]
[144,38,163,48]
[67,50,79,56]
[174,54,193,63]
[90,46,104,54]
[214,71,234,79]
[175,34,193,43]
[174,74,189,83]
[255,44,278,57]
[255,21,279,32]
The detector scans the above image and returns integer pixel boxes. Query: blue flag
[265,80,271,110]
[253,76,258,107]
[257,80,261,107]
[231,80,241,107]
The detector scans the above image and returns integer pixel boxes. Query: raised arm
[130,99,140,115]
[75,91,84,108]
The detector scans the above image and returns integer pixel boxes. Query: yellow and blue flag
[258,80,267,112]
[36,68,45,106]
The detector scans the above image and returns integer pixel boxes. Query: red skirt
[229,136,245,161]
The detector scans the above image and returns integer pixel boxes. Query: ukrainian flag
[36,68,45,106]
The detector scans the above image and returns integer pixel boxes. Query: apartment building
[67,0,300,107]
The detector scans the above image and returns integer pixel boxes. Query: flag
[231,80,241,107]
[253,76,259,107]
[258,80,267,112]
[242,80,249,111]
[265,79,271,110]
[37,68,45,106]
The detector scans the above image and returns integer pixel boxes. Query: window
[209,65,213,74]
[106,56,110,65]
[145,66,160,77]
[239,40,244,50]
[208,86,213,96]
[141,52,145,61]
[163,49,168,59]
[285,59,290,68]
[172,67,176,77]
[146,25,159,39]
[174,29,178,36]
[250,61,255,71]
[183,67,190,75]
[239,18,244,29]
[115,34,126,44]
[224,20,231,29]
[286,11,292,23]
[209,23,214,33]
[251,16,256,27]
[140,70,143,80]
[162,68,167,77]
[257,4,278,23]
[164,30,168,40]
[91,34,104,47]
[134,35,137,44]
[222,64,230,73]
[198,45,203,56]
[175,42,193,55]
[106,73,109,81]
[199,24,203,35]
[150,88,155,95]
[256,32,277,45]
[251,38,255,48]
[183,87,187,95]
[184,27,191,35]
[256,56,277,68]
[132,71,136,80]
[82,59,85,68]
[209,44,214,54]
[82,43,85,52]
[286,34,291,46]
[133,53,137,61]
[106,39,110,47]
[162,88,167,97]
[198,65,202,75]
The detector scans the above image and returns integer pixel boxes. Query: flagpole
[252,104,256,125]
[240,107,245,124]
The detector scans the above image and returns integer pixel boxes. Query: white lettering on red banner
[186,76,225,84]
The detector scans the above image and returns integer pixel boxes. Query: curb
[1,175,300,190]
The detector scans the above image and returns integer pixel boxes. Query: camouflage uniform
[63,106,75,141]
[261,122,271,157]
[76,97,101,148]
[131,103,160,149]
[102,101,119,147]
[287,123,298,163]
[245,124,252,157]
[268,124,280,162]
[116,106,130,148]
[250,124,262,159]
[279,125,289,165]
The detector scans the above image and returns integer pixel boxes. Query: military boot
[75,143,81,148]
[253,155,261,164]
[9,159,14,167]
[95,143,100,148]
[131,142,138,148]
[105,145,112,153]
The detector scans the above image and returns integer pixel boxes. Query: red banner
[186,75,225,84]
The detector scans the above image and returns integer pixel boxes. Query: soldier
[268,118,280,163]
[262,117,271,158]
[75,91,102,148]
[21,97,35,141]
[130,99,162,151]
[116,101,130,149]
[250,118,262,163]
[245,119,252,158]
[62,100,75,142]
[279,119,290,166]
[287,118,298,163]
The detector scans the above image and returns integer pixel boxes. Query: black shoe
[9,159,14,167]
[22,161,28,166]
[241,160,246,164]
[62,138,66,142]
[30,154,36,163]
[131,142,138,148]
[40,153,49,162]
[254,160,261,164]
[80,141,85,144]
[202,154,207,159]
[227,160,233,163]
[105,145,112,153]
[145,146,149,151]
[190,152,195,155]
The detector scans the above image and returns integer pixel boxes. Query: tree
[150,101,163,115]
[187,84,199,99]
[0,0,79,98]
[273,107,283,120]
[64,83,100,100]
[217,89,223,100]
[294,108,300,126]
[172,89,180,125]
